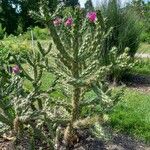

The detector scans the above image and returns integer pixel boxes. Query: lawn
[131,58,150,76]
[110,89,150,143]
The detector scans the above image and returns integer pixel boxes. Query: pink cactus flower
[12,65,20,74]
[65,17,73,26]
[87,12,97,22]
[53,18,62,26]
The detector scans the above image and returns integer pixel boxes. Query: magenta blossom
[65,17,73,26]
[53,18,62,26]
[87,12,97,22]
[12,65,20,74]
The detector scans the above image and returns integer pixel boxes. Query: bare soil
[59,129,150,150]
[122,73,150,93]
[0,129,150,150]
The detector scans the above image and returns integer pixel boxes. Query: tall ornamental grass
[99,0,141,58]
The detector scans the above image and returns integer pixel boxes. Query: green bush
[15,24,24,35]
[0,42,9,63]
[138,3,150,44]
[140,31,150,44]
[1,36,33,60]
[22,27,49,40]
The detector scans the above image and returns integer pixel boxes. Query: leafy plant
[131,1,150,43]
[140,30,150,43]
[130,58,150,76]
[1,37,33,60]
[0,42,9,64]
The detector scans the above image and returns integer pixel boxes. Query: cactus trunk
[71,87,81,123]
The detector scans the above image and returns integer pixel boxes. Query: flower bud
[53,18,62,26]
[65,17,73,26]
[12,65,20,74]
[87,12,97,22]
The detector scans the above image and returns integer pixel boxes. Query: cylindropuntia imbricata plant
[30,4,124,148]
[108,47,135,85]
[0,41,59,148]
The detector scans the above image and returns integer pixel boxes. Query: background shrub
[140,30,150,44]
[0,36,33,61]
[130,58,150,76]
[22,27,50,40]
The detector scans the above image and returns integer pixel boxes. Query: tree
[85,0,94,11]
[48,0,59,12]
[13,0,59,32]
[130,0,150,43]
[15,0,41,31]
[0,0,18,34]
[131,0,145,18]
[63,0,79,7]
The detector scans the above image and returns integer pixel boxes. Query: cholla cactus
[12,41,60,115]
[0,6,125,149]
[109,47,135,85]
[0,64,26,139]
[0,41,59,146]
[31,5,115,145]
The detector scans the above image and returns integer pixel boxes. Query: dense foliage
[0,0,79,35]
[0,0,149,40]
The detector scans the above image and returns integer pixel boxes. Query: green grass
[138,43,150,53]
[131,58,150,76]
[23,72,54,91]
[110,89,150,143]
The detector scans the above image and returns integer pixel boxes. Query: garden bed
[0,129,150,150]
